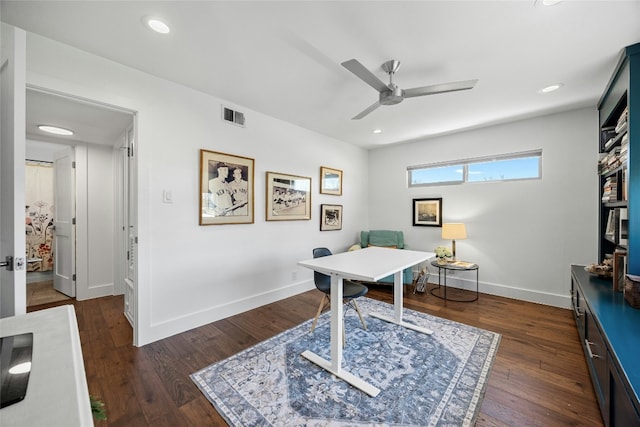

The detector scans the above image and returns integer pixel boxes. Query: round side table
[429,259,479,302]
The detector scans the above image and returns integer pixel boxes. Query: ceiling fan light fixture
[145,17,170,34]
[539,83,564,94]
[38,125,74,136]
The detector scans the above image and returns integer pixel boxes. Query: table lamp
[442,223,467,260]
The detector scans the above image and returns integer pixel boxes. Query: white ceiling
[26,89,134,146]
[3,1,640,149]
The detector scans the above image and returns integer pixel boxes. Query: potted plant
[434,246,452,265]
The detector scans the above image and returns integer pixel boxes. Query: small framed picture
[199,149,254,225]
[413,198,442,227]
[320,204,343,231]
[266,172,312,221]
[320,166,342,196]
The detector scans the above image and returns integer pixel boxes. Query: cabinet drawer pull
[585,339,601,359]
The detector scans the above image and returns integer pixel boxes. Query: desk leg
[370,270,433,335]
[301,274,381,397]
[331,275,343,372]
[394,270,403,322]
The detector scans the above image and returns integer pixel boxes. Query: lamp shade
[442,223,467,240]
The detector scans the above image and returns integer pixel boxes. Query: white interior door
[124,126,137,335]
[53,146,75,297]
[0,24,27,318]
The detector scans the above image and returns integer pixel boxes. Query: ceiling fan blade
[341,59,389,93]
[352,101,381,120]
[404,79,478,98]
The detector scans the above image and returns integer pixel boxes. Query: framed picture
[199,149,254,225]
[266,172,312,221]
[320,166,342,196]
[320,204,343,231]
[413,198,442,227]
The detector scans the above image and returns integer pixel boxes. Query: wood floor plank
[27,283,604,426]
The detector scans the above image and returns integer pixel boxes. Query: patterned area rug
[191,297,501,426]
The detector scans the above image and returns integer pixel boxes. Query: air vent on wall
[222,106,245,127]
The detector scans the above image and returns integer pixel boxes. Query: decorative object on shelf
[614,250,627,291]
[624,274,640,308]
[412,198,442,227]
[442,223,467,260]
[585,258,614,278]
[320,204,342,231]
[434,246,452,264]
[199,149,255,225]
[266,172,311,221]
[319,166,342,196]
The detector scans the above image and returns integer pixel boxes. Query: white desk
[0,305,93,426]
[298,246,434,397]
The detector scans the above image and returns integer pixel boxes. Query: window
[408,150,541,187]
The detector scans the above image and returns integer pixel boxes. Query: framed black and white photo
[320,166,342,196]
[320,204,343,231]
[413,198,442,227]
[266,172,312,221]
[199,149,254,225]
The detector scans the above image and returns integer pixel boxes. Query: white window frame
[407,149,542,187]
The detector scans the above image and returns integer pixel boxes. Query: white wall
[23,31,369,345]
[369,108,599,307]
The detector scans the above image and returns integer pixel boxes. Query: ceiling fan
[341,59,478,120]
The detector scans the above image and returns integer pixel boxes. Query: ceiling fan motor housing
[380,85,404,105]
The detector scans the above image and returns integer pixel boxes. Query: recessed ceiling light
[539,83,564,94]
[145,17,170,34]
[8,361,31,375]
[542,0,562,5]
[372,129,382,134]
[38,125,74,136]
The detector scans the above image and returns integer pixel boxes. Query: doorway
[25,87,136,324]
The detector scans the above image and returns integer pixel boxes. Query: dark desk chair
[310,248,368,340]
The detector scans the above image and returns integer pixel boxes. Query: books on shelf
[615,106,629,134]
[598,147,622,175]
[602,176,618,202]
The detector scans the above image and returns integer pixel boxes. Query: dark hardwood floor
[28,283,603,426]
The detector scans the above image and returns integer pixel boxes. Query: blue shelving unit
[598,42,640,275]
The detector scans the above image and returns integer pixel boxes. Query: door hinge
[127,251,130,260]
[72,161,76,168]
[128,145,134,158]
[72,217,76,225]
[72,274,76,281]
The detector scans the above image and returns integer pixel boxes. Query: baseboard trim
[139,280,315,346]
[435,276,570,308]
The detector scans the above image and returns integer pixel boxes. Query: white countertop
[0,305,93,426]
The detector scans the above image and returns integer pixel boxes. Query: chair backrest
[360,230,405,249]
[312,247,332,292]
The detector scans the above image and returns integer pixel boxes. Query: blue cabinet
[571,265,640,426]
